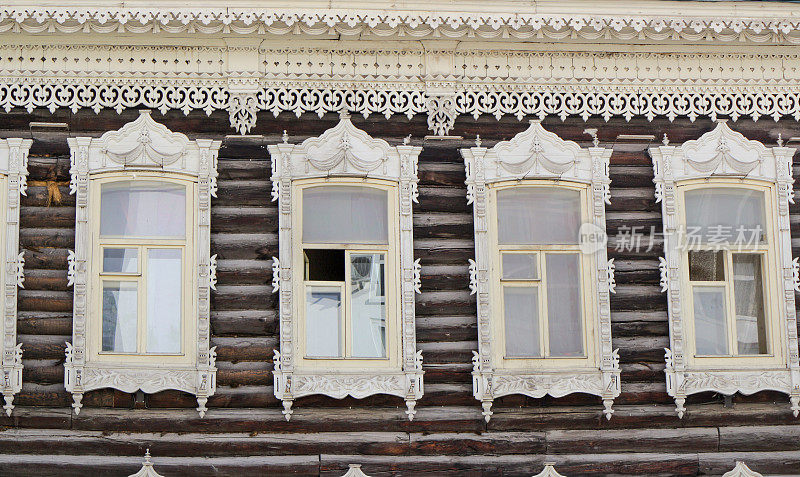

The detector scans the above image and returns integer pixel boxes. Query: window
[65,111,221,417]
[299,183,394,362]
[93,179,191,359]
[462,121,619,422]
[495,186,585,360]
[683,186,772,358]
[0,138,32,416]
[268,112,423,421]
[651,121,800,418]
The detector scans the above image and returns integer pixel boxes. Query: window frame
[293,178,400,367]
[678,181,782,366]
[65,111,221,417]
[650,120,800,418]
[88,173,196,364]
[268,112,423,421]
[488,181,595,366]
[0,138,32,416]
[461,120,619,422]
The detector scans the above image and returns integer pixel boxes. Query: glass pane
[733,254,768,355]
[100,181,186,238]
[502,253,538,280]
[504,286,540,357]
[146,249,182,354]
[693,286,728,356]
[305,285,343,358]
[684,188,766,244]
[546,253,584,357]
[102,248,138,274]
[304,249,345,281]
[303,186,388,244]
[688,250,724,281]
[497,187,582,245]
[102,281,138,352]
[350,253,387,358]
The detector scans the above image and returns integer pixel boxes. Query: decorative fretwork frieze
[7,75,800,135]
[0,138,32,416]
[5,7,800,45]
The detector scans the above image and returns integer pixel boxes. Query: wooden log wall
[0,108,798,476]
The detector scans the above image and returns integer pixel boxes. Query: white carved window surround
[0,138,32,416]
[65,111,221,417]
[268,112,424,421]
[650,120,800,418]
[461,121,619,422]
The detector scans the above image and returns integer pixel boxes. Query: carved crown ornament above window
[650,120,800,418]
[65,110,221,417]
[461,120,619,422]
[267,111,424,421]
[0,137,31,417]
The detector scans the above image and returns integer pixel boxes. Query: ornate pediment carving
[98,111,189,167]
[681,121,767,175]
[296,112,390,174]
[493,120,581,176]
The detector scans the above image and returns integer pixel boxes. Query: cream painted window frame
[268,112,423,421]
[293,179,399,368]
[650,120,800,418]
[461,121,619,422]
[65,111,221,417]
[0,139,31,416]
[488,182,595,367]
[88,174,195,364]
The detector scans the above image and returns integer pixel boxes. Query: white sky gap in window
[268,111,423,421]
[461,120,619,422]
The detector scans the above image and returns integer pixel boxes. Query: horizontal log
[21,269,68,291]
[211,285,275,311]
[18,290,72,313]
[211,309,276,336]
[20,247,68,270]
[17,311,72,335]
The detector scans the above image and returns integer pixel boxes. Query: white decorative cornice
[6,4,800,45]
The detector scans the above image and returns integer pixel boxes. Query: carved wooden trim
[0,138,31,416]
[267,112,423,421]
[128,450,164,477]
[722,461,763,477]
[650,121,800,418]
[533,463,567,477]
[64,110,221,417]
[4,6,800,45]
[461,120,619,422]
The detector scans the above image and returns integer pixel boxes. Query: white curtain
[497,187,581,245]
[504,286,540,357]
[684,188,765,242]
[733,254,767,355]
[101,181,186,238]
[146,248,182,354]
[303,186,388,244]
[502,253,538,280]
[693,286,728,355]
[546,253,583,357]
